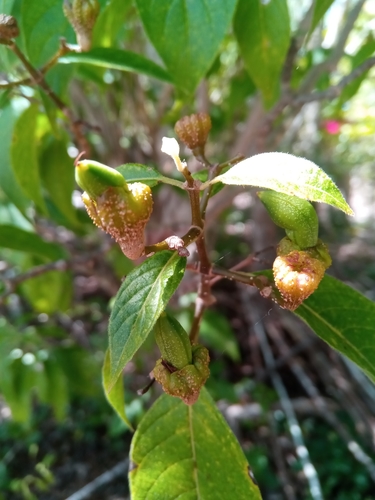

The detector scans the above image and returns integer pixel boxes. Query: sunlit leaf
[207,152,353,215]
[108,251,186,389]
[135,0,238,92]
[130,388,262,499]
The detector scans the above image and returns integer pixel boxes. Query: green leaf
[0,105,30,215]
[116,163,184,189]
[11,104,46,212]
[130,388,262,499]
[207,152,353,215]
[21,0,73,66]
[117,163,165,187]
[102,349,133,430]
[309,0,335,35]
[40,137,80,226]
[108,251,186,389]
[44,359,69,421]
[234,0,290,107]
[92,0,132,48]
[200,309,241,362]
[0,225,65,260]
[135,0,238,93]
[296,276,375,383]
[59,48,173,83]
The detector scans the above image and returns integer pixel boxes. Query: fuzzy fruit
[174,113,212,156]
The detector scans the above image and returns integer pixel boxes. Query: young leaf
[234,0,290,107]
[108,251,186,389]
[59,48,173,83]
[0,105,30,216]
[21,0,73,66]
[295,275,375,383]
[130,388,262,499]
[117,163,184,189]
[135,0,238,93]
[11,104,46,212]
[0,225,65,260]
[102,350,133,430]
[207,152,353,215]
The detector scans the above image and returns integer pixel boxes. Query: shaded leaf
[11,104,46,212]
[234,0,290,107]
[208,152,353,215]
[135,0,238,92]
[130,388,262,499]
[40,137,79,226]
[117,163,164,187]
[0,225,65,260]
[59,48,173,83]
[0,105,30,215]
[201,309,240,362]
[44,359,69,421]
[108,251,186,388]
[93,0,132,48]
[21,0,73,66]
[296,275,375,383]
[102,349,133,429]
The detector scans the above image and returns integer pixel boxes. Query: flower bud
[63,0,100,51]
[152,314,210,405]
[258,190,318,249]
[273,237,331,310]
[154,313,192,370]
[76,160,153,260]
[0,14,19,39]
[175,113,212,156]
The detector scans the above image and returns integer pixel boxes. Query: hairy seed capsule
[63,0,100,51]
[174,113,212,155]
[154,313,192,370]
[0,14,19,39]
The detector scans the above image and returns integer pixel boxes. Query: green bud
[258,190,318,249]
[154,313,192,370]
[75,160,127,199]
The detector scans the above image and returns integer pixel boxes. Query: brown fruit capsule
[174,113,212,155]
[0,14,19,39]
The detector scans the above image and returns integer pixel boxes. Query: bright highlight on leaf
[130,388,262,500]
[206,152,354,215]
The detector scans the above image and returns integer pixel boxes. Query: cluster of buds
[152,313,210,405]
[75,159,153,260]
[63,0,100,51]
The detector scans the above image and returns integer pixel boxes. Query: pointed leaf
[102,350,133,430]
[130,388,262,499]
[11,104,46,212]
[0,225,65,260]
[59,48,173,83]
[207,152,353,215]
[296,275,375,383]
[135,0,238,92]
[108,251,186,388]
[234,0,290,107]
[93,0,132,48]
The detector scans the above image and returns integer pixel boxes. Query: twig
[64,459,129,500]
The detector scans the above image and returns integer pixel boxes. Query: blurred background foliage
[0,0,375,498]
